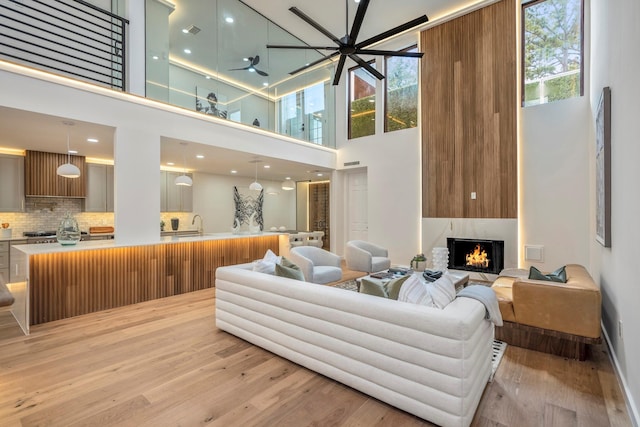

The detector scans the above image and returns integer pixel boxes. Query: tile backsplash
[0,198,193,239]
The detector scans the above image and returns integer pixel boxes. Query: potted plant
[410,253,427,271]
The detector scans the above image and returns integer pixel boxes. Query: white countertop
[11,232,283,255]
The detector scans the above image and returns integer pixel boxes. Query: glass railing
[144,0,336,148]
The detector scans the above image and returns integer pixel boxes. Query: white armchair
[345,240,392,273]
[289,246,342,284]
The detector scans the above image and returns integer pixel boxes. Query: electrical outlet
[471,192,477,200]
[619,320,623,339]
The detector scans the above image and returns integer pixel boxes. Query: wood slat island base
[10,233,282,332]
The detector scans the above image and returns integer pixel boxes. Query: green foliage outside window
[523,0,582,106]
[350,96,375,139]
[386,47,419,131]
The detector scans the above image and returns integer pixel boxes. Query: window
[385,46,419,132]
[277,81,328,145]
[348,61,376,139]
[522,0,583,106]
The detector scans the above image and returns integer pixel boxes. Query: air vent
[344,161,360,166]
[185,25,201,35]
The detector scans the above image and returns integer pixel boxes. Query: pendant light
[282,177,295,191]
[175,142,193,186]
[249,159,262,191]
[57,121,81,178]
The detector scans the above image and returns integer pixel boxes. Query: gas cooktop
[23,231,57,238]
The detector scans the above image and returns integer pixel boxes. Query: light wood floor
[0,288,632,427]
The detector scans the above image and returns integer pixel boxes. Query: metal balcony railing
[0,0,128,90]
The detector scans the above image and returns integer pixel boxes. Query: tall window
[522,0,583,106]
[348,62,376,139]
[385,46,419,132]
[277,81,328,145]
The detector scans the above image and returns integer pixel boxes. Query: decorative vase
[171,218,179,231]
[432,247,449,272]
[56,211,81,245]
[410,254,427,271]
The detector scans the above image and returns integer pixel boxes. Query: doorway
[309,182,330,250]
[347,170,368,242]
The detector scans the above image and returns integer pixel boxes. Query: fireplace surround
[447,238,504,275]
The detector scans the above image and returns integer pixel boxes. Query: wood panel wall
[28,236,279,325]
[25,150,87,197]
[421,0,516,218]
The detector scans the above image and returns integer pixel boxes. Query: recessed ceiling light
[205,75,211,79]
[243,57,249,62]
[167,162,175,166]
[196,154,204,159]
[152,55,159,60]
[225,16,234,23]
[249,68,255,73]
[263,82,268,87]
[285,176,291,180]
[317,173,323,177]
[87,138,99,143]
[263,165,270,169]
[182,28,189,34]
[230,170,237,174]
[184,48,192,54]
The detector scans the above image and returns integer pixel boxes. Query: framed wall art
[595,86,611,247]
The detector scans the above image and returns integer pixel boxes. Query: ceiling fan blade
[288,51,340,75]
[267,44,339,51]
[253,55,260,66]
[229,66,251,71]
[332,55,347,86]
[289,6,342,45]
[355,49,424,58]
[256,69,269,77]
[355,15,429,49]
[348,0,370,44]
[349,54,385,80]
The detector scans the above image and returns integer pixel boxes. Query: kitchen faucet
[192,214,203,234]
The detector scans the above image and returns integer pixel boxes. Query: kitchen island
[8,232,286,334]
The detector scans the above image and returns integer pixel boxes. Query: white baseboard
[602,323,640,427]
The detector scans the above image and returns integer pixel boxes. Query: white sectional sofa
[215,264,494,427]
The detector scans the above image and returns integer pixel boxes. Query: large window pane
[522,0,583,106]
[385,46,419,132]
[349,63,376,139]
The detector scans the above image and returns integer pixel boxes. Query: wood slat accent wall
[28,236,279,324]
[25,150,87,197]
[420,0,516,218]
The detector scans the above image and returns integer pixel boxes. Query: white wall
[590,0,640,423]
[520,97,591,269]
[192,172,296,233]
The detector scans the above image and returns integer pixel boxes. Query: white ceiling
[0,0,486,182]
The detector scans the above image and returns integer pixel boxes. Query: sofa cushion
[312,266,342,284]
[492,285,515,322]
[371,256,392,273]
[359,279,387,297]
[275,257,305,281]
[428,274,456,309]
[528,265,567,283]
[398,274,433,306]
[385,275,410,300]
[252,249,282,274]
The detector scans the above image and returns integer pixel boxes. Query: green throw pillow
[384,275,410,300]
[528,265,567,283]
[275,257,305,281]
[359,279,388,298]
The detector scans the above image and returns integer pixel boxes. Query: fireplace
[447,238,504,275]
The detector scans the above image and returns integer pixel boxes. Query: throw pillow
[384,274,411,300]
[359,278,388,298]
[252,249,282,274]
[426,274,456,309]
[528,265,567,283]
[398,274,434,306]
[275,258,305,281]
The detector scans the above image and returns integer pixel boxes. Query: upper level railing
[0,0,128,91]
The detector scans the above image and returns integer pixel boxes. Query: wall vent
[344,161,360,166]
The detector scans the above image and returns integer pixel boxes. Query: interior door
[348,171,368,242]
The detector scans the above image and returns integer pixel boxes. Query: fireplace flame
[466,244,490,268]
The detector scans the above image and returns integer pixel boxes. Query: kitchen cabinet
[160,171,192,212]
[0,154,25,212]
[83,163,114,212]
[25,150,86,197]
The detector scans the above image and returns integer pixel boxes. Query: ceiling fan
[266,0,428,86]
[229,55,269,76]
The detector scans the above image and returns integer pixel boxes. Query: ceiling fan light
[282,180,295,191]
[175,174,193,186]
[249,181,263,191]
[57,163,81,178]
